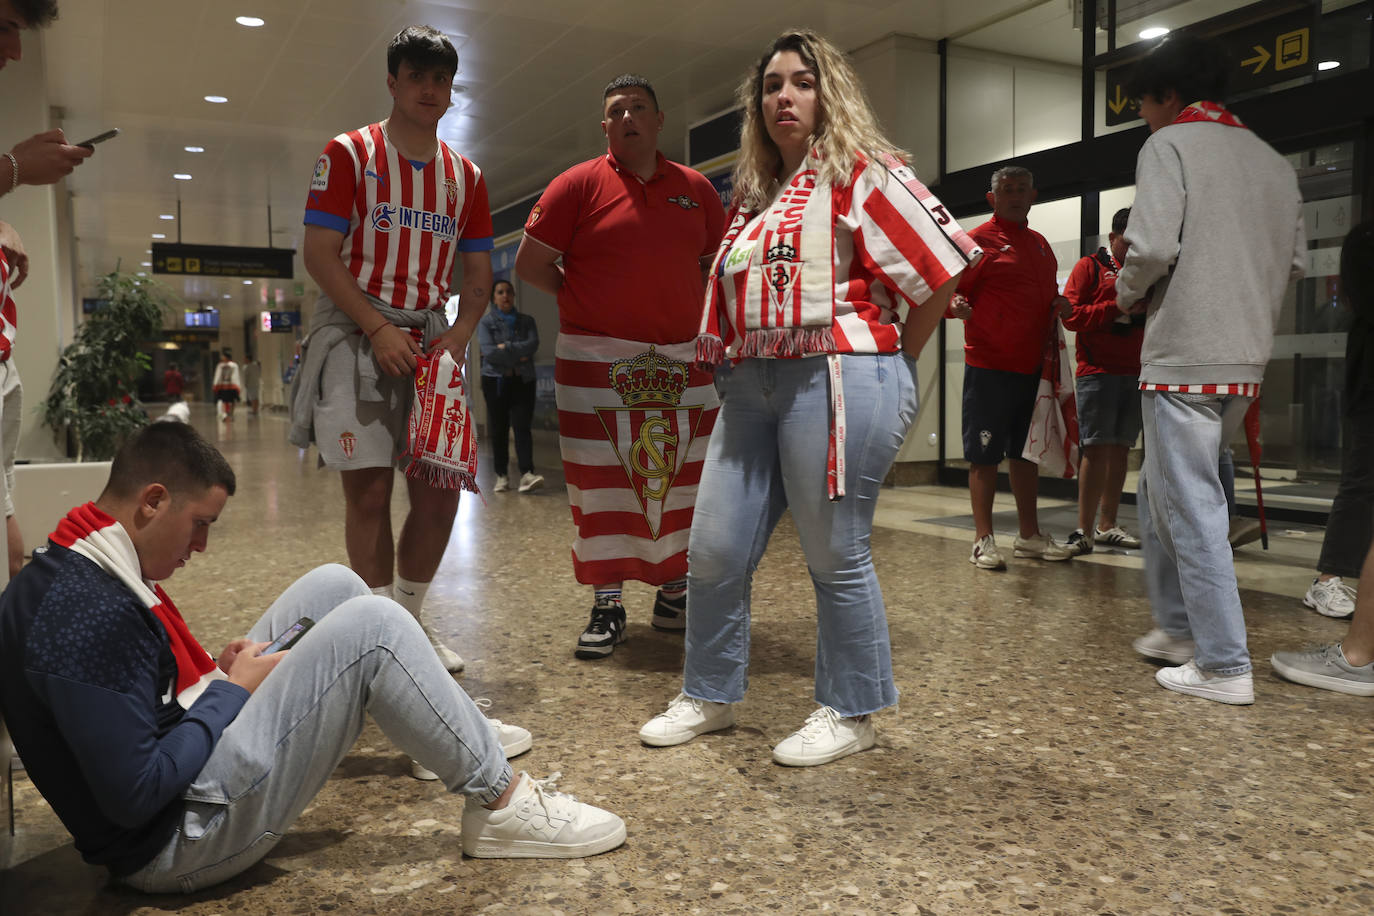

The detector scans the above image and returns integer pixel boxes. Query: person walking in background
[477,279,542,494]
[162,362,185,401]
[212,349,241,422]
[243,357,262,416]
[1300,221,1374,620]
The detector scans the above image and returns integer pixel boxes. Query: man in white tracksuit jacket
[1115,32,1306,705]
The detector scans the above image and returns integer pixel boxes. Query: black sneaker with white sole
[650,590,686,631]
[574,599,627,659]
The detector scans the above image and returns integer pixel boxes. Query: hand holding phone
[263,617,315,654]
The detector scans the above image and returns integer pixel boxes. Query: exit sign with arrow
[1102,7,1316,128]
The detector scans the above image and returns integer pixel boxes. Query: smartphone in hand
[75,128,119,149]
[262,617,314,654]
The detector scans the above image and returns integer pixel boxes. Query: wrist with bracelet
[365,321,389,339]
[3,153,17,193]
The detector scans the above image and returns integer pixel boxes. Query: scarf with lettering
[50,503,223,708]
[1172,100,1247,129]
[404,350,479,493]
[1,252,17,362]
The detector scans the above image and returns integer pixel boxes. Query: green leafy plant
[43,271,169,460]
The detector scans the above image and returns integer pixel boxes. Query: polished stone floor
[2,404,1370,914]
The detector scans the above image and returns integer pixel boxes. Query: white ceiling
[35,0,1197,320]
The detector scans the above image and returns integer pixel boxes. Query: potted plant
[43,271,169,460]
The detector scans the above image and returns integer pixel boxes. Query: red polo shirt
[953,215,1060,375]
[1061,249,1143,377]
[523,150,725,342]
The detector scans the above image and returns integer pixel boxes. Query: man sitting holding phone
[0,423,626,893]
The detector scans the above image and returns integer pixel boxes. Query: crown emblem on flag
[609,347,688,407]
[765,242,797,263]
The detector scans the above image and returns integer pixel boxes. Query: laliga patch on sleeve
[525,204,542,228]
[311,155,330,191]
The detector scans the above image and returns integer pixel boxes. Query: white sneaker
[638,692,734,747]
[493,475,510,493]
[1303,577,1356,618]
[1013,532,1075,561]
[969,534,1005,570]
[462,772,627,858]
[771,706,876,767]
[1132,628,1195,664]
[426,632,465,674]
[517,472,544,493]
[411,702,534,780]
[1094,525,1141,549]
[1155,660,1254,705]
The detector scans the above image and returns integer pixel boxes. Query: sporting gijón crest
[595,347,705,539]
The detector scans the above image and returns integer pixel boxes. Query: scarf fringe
[737,327,837,359]
[695,334,725,368]
[404,457,479,495]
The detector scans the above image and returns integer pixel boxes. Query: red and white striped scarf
[49,503,223,708]
[1172,100,1247,129]
[0,252,16,362]
[404,350,479,493]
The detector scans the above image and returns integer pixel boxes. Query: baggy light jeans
[1138,391,1253,675]
[123,564,511,893]
[682,353,920,717]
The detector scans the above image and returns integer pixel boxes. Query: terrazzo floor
[2,404,1370,915]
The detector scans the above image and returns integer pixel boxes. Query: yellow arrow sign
[1108,83,1130,116]
[1242,44,1271,74]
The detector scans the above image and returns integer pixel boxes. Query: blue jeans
[682,353,919,717]
[123,565,511,893]
[1138,391,1253,675]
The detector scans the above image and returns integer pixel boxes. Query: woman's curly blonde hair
[731,29,908,212]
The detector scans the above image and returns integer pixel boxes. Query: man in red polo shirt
[950,166,1075,569]
[515,74,725,659]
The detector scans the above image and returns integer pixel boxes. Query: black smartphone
[75,128,119,149]
[262,617,314,654]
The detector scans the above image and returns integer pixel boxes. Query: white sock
[370,584,391,598]
[393,576,430,619]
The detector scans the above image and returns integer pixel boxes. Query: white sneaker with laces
[1155,660,1254,705]
[493,475,510,493]
[412,699,534,780]
[771,706,876,767]
[1013,532,1075,561]
[517,472,545,493]
[969,534,1005,570]
[638,692,734,747]
[462,772,627,858]
[423,627,464,674]
[1303,577,1356,618]
[1094,525,1141,549]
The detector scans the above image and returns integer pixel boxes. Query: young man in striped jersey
[293,27,490,675]
[1120,33,1305,704]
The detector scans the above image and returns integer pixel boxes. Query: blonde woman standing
[639,30,980,765]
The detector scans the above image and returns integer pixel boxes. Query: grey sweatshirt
[1116,119,1306,386]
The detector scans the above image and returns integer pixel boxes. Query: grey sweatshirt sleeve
[1289,209,1307,281]
[1116,137,1184,309]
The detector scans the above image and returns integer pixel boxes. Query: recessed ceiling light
[185,145,205,153]
[152,233,166,239]
[136,271,147,277]
[235,16,265,27]
[204,95,228,104]
[159,214,175,220]
[223,293,231,299]
[1317,60,1341,71]
[173,173,192,180]
[1139,26,1169,40]
[243,279,253,285]
[140,261,152,267]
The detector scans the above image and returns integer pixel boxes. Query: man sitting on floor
[0,422,624,893]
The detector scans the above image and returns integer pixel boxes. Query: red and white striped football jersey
[304,122,494,312]
[713,158,975,356]
[0,252,16,362]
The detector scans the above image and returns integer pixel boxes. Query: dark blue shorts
[961,365,1041,464]
[1076,372,1142,446]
